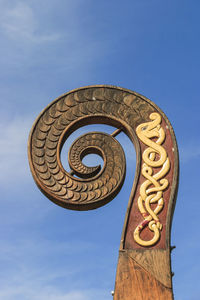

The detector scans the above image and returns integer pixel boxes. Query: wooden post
[28,85,179,299]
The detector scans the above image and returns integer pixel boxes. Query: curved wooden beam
[28,85,179,299]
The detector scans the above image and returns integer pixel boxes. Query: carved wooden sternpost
[28,85,179,299]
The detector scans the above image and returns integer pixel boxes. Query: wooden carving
[28,85,179,299]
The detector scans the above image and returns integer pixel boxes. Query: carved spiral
[68,132,124,179]
[28,86,155,210]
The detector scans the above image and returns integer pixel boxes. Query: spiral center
[68,133,107,179]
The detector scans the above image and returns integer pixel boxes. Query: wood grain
[128,249,172,288]
[114,251,174,300]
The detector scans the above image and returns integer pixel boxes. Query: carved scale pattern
[29,86,154,210]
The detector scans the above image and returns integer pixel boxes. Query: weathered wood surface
[114,251,174,300]
[28,85,179,299]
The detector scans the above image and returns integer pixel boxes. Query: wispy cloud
[0,115,33,185]
[0,1,60,43]
[0,286,109,300]
[0,237,110,300]
[179,141,200,163]
[1,237,97,260]
[0,0,111,89]
[0,114,135,189]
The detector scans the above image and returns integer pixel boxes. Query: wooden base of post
[114,250,174,300]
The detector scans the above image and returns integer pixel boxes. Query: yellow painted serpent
[134,112,170,246]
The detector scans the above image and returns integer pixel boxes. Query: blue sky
[0,0,200,299]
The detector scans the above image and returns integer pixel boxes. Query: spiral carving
[28,86,155,210]
[28,86,179,299]
[68,132,125,179]
[28,85,177,237]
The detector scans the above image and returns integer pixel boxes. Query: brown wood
[128,249,172,288]
[114,251,174,300]
[28,85,179,299]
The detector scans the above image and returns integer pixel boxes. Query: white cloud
[179,141,200,163]
[0,114,135,190]
[0,115,33,185]
[1,237,96,260]
[0,238,110,300]
[0,286,108,300]
[0,0,110,84]
[0,1,60,43]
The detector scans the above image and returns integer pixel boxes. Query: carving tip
[170,245,176,251]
